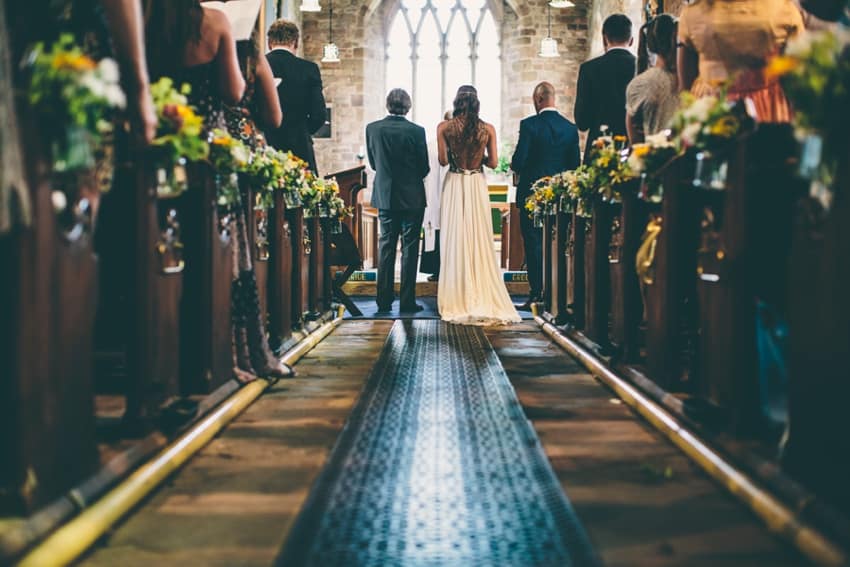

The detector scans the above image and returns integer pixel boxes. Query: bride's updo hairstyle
[452,84,483,143]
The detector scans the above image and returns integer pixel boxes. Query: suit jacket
[511,110,581,205]
[366,116,430,211]
[574,48,636,163]
[265,49,327,174]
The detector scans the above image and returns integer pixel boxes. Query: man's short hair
[386,88,412,115]
[268,19,300,46]
[533,82,556,102]
[602,14,632,44]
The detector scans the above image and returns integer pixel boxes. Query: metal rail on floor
[533,311,847,567]
[17,308,345,567]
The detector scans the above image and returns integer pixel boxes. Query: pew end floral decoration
[565,165,597,218]
[524,176,558,226]
[208,129,251,206]
[150,77,209,196]
[588,135,636,202]
[670,91,752,154]
[26,34,126,173]
[247,146,285,210]
[767,29,850,205]
[628,131,679,202]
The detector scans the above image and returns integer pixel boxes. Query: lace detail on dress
[444,117,489,172]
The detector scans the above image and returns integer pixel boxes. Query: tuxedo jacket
[366,116,430,211]
[511,110,581,205]
[574,48,636,162]
[265,49,327,174]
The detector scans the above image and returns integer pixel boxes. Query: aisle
[276,320,599,566]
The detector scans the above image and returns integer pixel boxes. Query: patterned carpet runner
[276,320,599,566]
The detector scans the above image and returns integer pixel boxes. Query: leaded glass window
[385,0,501,137]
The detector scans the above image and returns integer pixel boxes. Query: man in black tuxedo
[574,13,636,163]
[366,89,430,314]
[265,19,326,174]
[511,82,581,310]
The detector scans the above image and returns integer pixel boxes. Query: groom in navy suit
[511,82,581,310]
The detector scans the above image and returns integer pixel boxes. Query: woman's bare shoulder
[201,6,230,37]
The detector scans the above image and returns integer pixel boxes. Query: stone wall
[292,0,651,175]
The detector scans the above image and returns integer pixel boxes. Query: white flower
[645,131,673,147]
[80,72,106,98]
[627,151,645,174]
[232,144,250,167]
[97,58,120,83]
[682,96,717,123]
[681,123,702,147]
[105,84,126,109]
[51,190,67,213]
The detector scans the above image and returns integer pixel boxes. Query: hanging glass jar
[283,188,302,209]
[155,158,189,198]
[559,193,573,213]
[52,124,95,173]
[533,211,544,228]
[692,151,728,191]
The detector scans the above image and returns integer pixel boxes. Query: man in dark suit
[511,82,581,310]
[265,19,326,174]
[366,89,430,314]
[574,13,636,163]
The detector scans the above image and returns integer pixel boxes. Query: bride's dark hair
[452,85,482,143]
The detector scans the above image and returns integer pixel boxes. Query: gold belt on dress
[449,166,483,175]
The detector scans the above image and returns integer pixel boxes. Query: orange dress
[678,0,805,122]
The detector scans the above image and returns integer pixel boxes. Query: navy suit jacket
[511,110,581,205]
[366,116,430,211]
[265,49,327,174]
[574,48,636,163]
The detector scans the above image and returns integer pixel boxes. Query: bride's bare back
[437,117,499,171]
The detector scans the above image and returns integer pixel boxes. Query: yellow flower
[613,135,627,143]
[52,52,96,71]
[709,115,739,138]
[632,144,651,158]
[765,55,799,79]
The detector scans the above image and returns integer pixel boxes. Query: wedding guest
[420,110,453,282]
[265,19,327,175]
[575,13,636,163]
[511,82,580,310]
[677,0,804,123]
[145,0,245,130]
[626,14,678,144]
[223,30,292,381]
[366,88,430,314]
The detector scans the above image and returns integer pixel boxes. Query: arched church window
[385,0,501,137]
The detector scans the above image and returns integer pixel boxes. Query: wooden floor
[79,320,809,566]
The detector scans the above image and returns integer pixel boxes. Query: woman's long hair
[637,14,677,74]
[143,0,203,78]
[452,86,483,144]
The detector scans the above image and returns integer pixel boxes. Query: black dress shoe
[375,305,393,314]
[427,274,439,282]
[399,303,425,313]
[514,298,540,311]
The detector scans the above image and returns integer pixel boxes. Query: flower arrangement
[587,135,636,202]
[670,91,752,153]
[767,29,850,202]
[524,176,558,220]
[26,34,126,172]
[628,131,679,202]
[207,129,252,206]
[564,164,597,218]
[150,77,209,167]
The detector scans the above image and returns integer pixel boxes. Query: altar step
[340,270,530,297]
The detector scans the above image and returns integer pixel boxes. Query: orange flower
[52,52,96,71]
[765,55,799,79]
[613,135,627,143]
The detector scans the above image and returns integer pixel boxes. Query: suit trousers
[519,207,543,298]
[377,208,424,309]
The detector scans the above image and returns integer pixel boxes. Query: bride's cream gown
[438,119,520,326]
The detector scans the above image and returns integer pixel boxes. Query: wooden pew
[307,215,326,318]
[244,181,270,323]
[565,212,586,328]
[584,201,613,346]
[644,154,701,390]
[784,140,850,514]
[288,207,310,329]
[608,180,644,362]
[177,164,233,394]
[360,207,379,270]
[328,165,366,236]
[500,203,525,271]
[0,109,98,513]
[542,212,554,311]
[268,190,293,345]
[544,211,568,322]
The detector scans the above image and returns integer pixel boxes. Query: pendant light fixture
[549,0,575,7]
[539,3,560,58]
[299,0,321,13]
[321,0,340,63]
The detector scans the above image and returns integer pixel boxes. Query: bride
[437,86,521,326]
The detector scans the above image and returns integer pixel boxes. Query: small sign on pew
[503,271,528,282]
[335,270,377,282]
